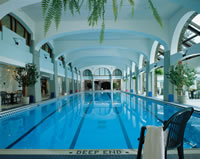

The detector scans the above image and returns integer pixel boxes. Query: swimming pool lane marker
[5,96,78,149]
[69,96,94,149]
[107,93,133,149]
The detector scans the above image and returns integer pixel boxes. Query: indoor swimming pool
[0,92,200,149]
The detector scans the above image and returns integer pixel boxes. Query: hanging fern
[42,0,162,43]
[120,0,123,9]
[112,0,118,21]
[42,0,51,17]
[129,0,134,17]
[147,0,162,27]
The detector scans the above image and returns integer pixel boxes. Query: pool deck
[0,149,200,159]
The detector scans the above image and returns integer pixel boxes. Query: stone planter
[177,95,187,104]
[22,96,30,105]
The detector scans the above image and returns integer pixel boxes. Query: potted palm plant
[168,61,196,104]
[13,63,39,104]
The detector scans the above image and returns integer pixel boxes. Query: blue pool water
[0,92,200,149]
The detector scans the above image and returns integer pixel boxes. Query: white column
[151,70,155,96]
[164,50,170,101]
[53,60,59,97]
[126,72,128,91]
[0,96,1,112]
[146,61,150,96]
[71,67,75,93]
[92,77,95,91]
[28,40,41,102]
[80,72,82,92]
[140,73,143,94]
[76,71,78,92]
[130,67,132,92]
[110,76,113,91]
[64,62,68,94]
[135,66,139,94]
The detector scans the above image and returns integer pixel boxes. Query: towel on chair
[143,126,165,159]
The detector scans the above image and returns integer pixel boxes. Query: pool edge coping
[0,149,199,155]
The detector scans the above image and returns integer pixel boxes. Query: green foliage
[42,0,82,35]
[167,61,196,95]
[13,63,39,88]
[129,0,134,18]
[87,0,106,44]
[132,75,136,80]
[147,0,162,27]
[155,68,163,75]
[112,0,118,21]
[42,0,162,42]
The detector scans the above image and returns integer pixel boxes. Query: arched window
[179,13,200,51]
[94,68,110,76]
[154,44,164,62]
[0,14,31,46]
[113,69,122,76]
[42,43,53,58]
[83,69,92,76]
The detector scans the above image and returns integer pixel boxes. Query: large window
[94,68,110,76]
[58,56,64,65]
[179,14,200,51]
[83,69,92,76]
[0,14,31,46]
[113,69,122,76]
[41,43,53,58]
[154,44,164,62]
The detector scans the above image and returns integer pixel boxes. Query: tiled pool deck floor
[0,149,200,159]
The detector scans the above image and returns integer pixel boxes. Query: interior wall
[0,66,21,92]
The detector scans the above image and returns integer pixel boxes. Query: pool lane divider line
[5,97,75,149]
[107,93,133,149]
[69,96,94,149]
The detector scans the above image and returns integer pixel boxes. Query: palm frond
[120,0,123,9]
[112,0,118,21]
[63,0,69,12]
[128,0,134,7]
[100,22,105,44]
[41,0,51,16]
[54,0,63,29]
[147,0,162,27]
[44,1,55,35]
[128,0,134,18]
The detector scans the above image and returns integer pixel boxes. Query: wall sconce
[44,54,48,59]
[13,37,22,45]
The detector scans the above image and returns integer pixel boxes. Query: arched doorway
[101,81,111,90]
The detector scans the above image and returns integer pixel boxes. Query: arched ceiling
[0,0,185,72]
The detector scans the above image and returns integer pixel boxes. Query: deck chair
[137,107,194,159]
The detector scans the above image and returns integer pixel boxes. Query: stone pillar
[63,62,68,94]
[151,70,155,96]
[130,67,132,92]
[76,71,79,92]
[71,67,75,93]
[80,71,82,92]
[92,77,95,91]
[145,61,150,96]
[164,50,170,101]
[126,72,128,91]
[29,40,41,102]
[135,66,139,94]
[169,65,175,102]
[0,96,2,112]
[139,73,143,94]
[52,59,59,97]
[110,76,113,91]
